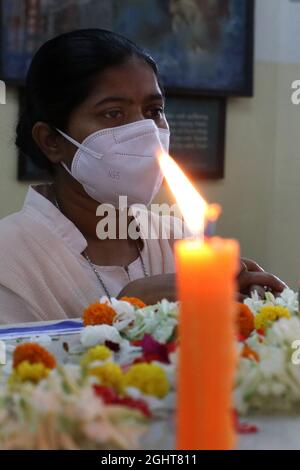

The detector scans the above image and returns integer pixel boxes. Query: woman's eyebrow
[146,93,165,103]
[94,96,132,107]
[94,93,165,108]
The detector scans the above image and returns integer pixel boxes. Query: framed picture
[0,0,114,85]
[166,95,226,179]
[114,0,254,97]
[0,0,254,96]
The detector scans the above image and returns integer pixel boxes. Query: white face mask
[57,119,170,207]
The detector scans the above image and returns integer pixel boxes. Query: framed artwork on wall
[114,0,254,97]
[0,0,254,96]
[166,95,226,180]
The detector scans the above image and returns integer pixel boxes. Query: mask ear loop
[56,128,104,160]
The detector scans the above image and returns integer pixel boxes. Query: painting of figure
[0,0,253,94]
[114,0,254,95]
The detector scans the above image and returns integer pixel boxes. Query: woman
[0,29,285,324]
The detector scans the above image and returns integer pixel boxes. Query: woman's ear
[32,122,63,164]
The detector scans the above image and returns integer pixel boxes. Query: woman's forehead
[85,58,162,104]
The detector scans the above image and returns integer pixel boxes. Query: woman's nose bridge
[128,108,147,123]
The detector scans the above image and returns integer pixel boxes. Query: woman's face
[60,56,168,166]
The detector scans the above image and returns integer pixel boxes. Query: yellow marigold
[83,302,116,326]
[236,303,255,338]
[120,297,147,309]
[89,362,124,392]
[13,343,56,369]
[123,363,169,399]
[80,345,112,368]
[11,361,51,384]
[254,305,291,331]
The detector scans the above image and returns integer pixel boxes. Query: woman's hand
[118,274,176,304]
[237,258,287,301]
[118,259,288,304]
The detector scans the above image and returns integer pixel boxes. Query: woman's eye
[102,110,123,119]
[146,107,165,119]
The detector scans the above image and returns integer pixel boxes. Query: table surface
[1,320,300,450]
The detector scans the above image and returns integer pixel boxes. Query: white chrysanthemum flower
[116,340,142,366]
[97,296,137,332]
[258,346,285,377]
[80,325,122,348]
[125,386,175,414]
[243,290,265,314]
[267,317,300,345]
[99,296,136,316]
[125,300,178,344]
[235,313,300,414]
[244,288,298,316]
[274,288,298,314]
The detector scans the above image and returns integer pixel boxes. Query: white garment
[0,185,184,324]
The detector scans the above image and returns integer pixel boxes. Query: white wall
[0,87,29,216]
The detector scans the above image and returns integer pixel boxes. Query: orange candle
[157,151,239,450]
[175,237,239,450]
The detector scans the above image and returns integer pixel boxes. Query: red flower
[256,329,265,337]
[132,334,175,364]
[93,385,151,418]
[232,410,259,434]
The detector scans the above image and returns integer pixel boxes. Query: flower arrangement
[77,289,300,417]
[0,341,148,449]
[1,288,300,449]
[235,289,300,415]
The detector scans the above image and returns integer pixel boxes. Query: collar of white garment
[22,185,147,256]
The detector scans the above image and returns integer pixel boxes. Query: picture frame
[165,95,226,180]
[0,0,254,97]
[114,0,255,97]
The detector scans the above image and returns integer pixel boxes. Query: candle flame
[158,151,207,238]
[205,204,222,223]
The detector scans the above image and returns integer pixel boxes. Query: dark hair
[16,28,162,173]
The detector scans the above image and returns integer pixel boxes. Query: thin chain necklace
[53,195,148,299]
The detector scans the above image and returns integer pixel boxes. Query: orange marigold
[83,302,117,326]
[13,343,56,369]
[241,344,260,362]
[120,297,146,309]
[236,303,255,339]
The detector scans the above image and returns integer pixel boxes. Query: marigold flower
[120,297,147,309]
[13,343,56,369]
[236,304,255,339]
[80,345,112,368]
[83,302,117,326]
[89,362,124,392]
[241,344,260,362]
[123,363,169,399]
[254,305,291,331]
[11,361,51,384]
